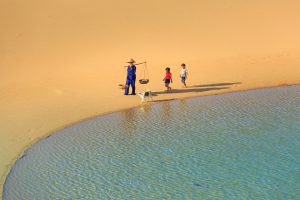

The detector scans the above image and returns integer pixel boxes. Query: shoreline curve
[1,83,299,198]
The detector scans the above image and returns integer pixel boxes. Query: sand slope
[1,0,300,196]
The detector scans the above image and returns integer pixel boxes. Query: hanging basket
[139,79,149,84]
[118,84,128,89]
[138,61,150,84]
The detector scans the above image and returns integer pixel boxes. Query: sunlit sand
[1,0,300,196]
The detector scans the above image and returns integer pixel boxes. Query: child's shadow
[152,82,241,96]
[152,87,230,96]
[190,82,241,88]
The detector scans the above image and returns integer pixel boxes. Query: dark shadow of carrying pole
[190,82,241,88]
[151,98,177,102]
[152,87,230,96]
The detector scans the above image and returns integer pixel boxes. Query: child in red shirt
[163,67,172,92]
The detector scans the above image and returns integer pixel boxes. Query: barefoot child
[180,63,187,87]
[163,67,172,92]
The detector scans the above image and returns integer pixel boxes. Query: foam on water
[3,86,300,199]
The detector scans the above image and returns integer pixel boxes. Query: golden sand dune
[1,0,300,196]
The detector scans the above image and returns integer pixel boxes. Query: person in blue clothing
[124,58,137,95]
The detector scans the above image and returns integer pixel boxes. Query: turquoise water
[3,86,300,199]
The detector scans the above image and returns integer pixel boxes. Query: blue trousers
[125,79,136,95]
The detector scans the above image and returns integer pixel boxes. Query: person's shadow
[190,82,241,88]
[152,82,241,96]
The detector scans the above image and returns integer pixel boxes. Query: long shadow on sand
[152,86,230,96]
[151,99,177,102]
[190,82,241,88]
[151,82,241,97]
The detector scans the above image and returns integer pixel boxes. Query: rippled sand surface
[3,86,300,199]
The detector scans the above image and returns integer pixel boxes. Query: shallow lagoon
[3,86,300,199]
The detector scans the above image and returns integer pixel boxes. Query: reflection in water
[139,104,152,114]
[160,102,172,125]
[178,99,189,124]
[179,99,187,111]
[119,108,138,135]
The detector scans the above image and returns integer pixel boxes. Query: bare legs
[165,84,172,92]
